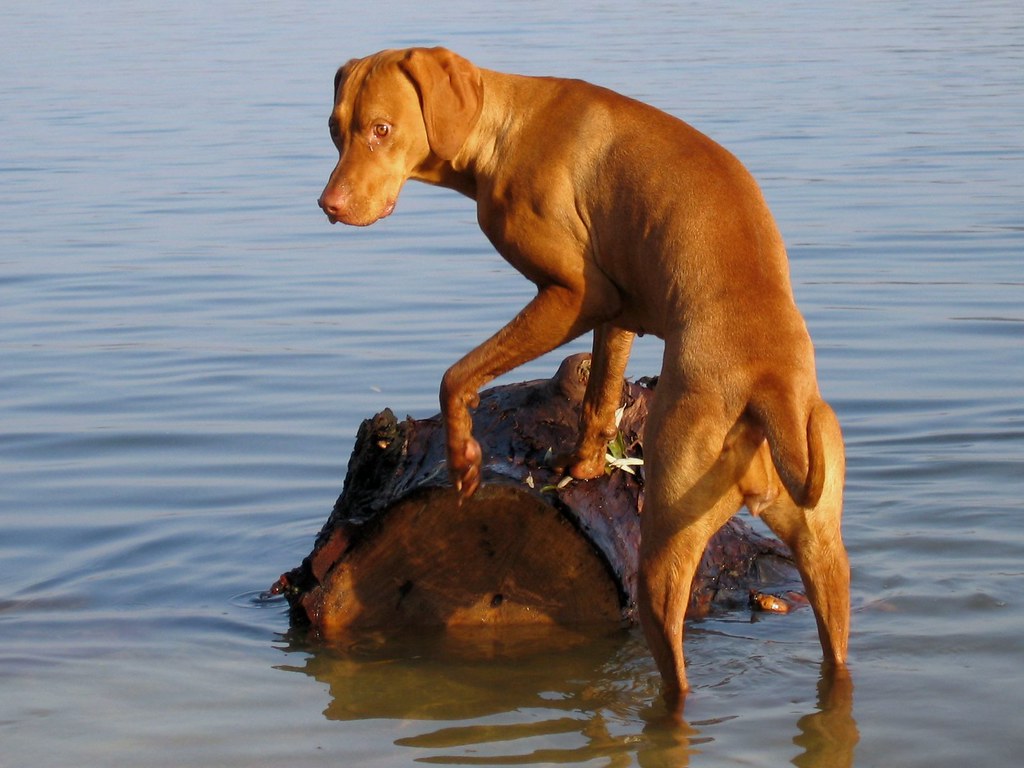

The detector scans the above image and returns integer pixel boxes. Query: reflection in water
[792,667,859,768]
[275,627,857,766]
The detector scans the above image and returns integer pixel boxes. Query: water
[2,1,1022,765]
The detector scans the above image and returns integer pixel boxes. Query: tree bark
[272,354,799,643]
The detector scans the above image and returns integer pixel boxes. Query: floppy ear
[399,47,484,161]
[333,58,357,101]
[333,66,346,99]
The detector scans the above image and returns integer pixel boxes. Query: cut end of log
[305,484,624,639]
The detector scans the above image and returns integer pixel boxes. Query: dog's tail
[747,384,839,509]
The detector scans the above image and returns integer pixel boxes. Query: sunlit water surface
[2,2,1022,766]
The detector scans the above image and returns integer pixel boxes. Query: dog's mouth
[322,199,396,227]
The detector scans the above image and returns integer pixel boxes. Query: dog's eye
[372,124,390,139]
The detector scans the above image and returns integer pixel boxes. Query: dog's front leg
[556,323,635,479]
[440,283,606,500]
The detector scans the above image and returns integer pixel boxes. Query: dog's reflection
[792,667,859,768]
[274,626,857,766]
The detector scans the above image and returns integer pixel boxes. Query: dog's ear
[333,66,345,100]
[333,58,358,102]
[399,47,484,161]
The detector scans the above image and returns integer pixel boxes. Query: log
[272,354,800,646]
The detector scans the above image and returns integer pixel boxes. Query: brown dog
[318,47,850,714]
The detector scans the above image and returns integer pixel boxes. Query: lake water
[2,1,1022,766]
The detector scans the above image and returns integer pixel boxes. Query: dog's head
[317,47,484,226]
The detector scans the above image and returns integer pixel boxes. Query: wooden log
[272,354,799,644]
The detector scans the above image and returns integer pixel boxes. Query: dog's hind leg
[759,404,850,666]
[637,387,756,714]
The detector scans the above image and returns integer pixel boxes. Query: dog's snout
[318,176,395,227]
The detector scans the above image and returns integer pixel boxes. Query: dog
[318,47,850,715]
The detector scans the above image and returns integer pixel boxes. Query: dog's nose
[318,193,341,222]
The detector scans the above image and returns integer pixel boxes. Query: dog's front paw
[570,455,608,480]
[447,435,482,501]
[549,449,606,480]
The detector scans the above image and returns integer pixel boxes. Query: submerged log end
[312,484,622,634]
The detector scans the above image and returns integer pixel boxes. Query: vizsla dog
[318,47,850,714]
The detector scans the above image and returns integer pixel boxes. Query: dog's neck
[412,70,548,201]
